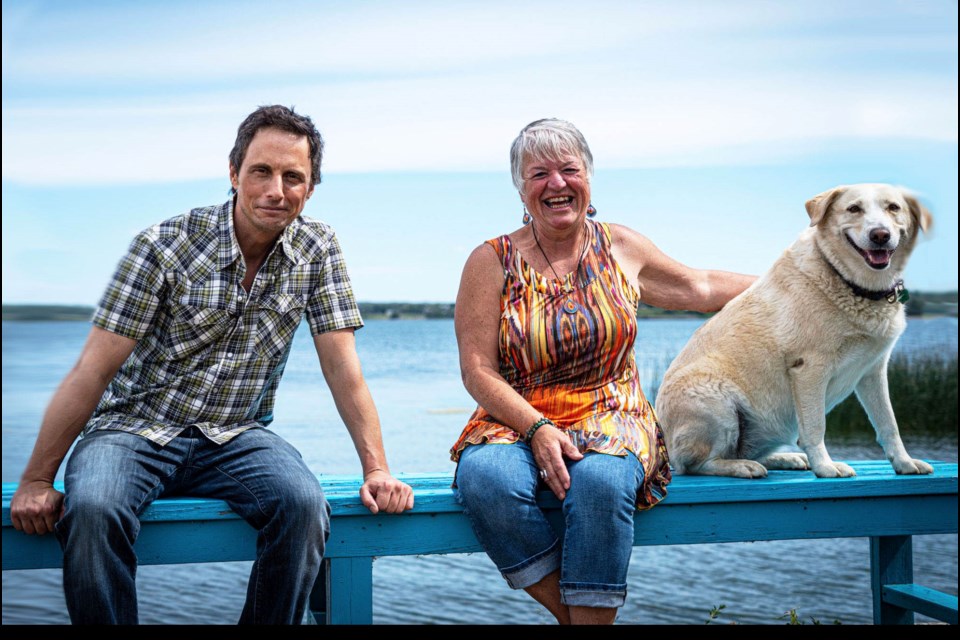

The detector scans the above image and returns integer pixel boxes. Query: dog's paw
[812,461,857,478]
[892,458,935,475]
[698,459,768,478]
[759,452,809,471]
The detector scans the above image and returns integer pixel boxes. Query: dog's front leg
[788,358,856,478]
[855,358,934,475]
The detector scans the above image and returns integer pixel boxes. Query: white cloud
[2,0,956,184]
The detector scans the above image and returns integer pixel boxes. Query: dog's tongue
[866,250,891,267]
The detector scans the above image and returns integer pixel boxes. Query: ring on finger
[539,468,548,481]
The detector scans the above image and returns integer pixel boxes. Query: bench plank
[883,584,959,625]
[3,460,956,625]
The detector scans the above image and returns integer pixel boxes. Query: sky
[2,0,957,305]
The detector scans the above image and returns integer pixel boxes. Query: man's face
[230,126,314,242]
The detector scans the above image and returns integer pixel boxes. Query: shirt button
[227,353,234,359]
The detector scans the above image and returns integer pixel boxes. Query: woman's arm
[454,243,582,498]
[610,223,756,312]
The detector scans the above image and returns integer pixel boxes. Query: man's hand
[10,480,64,535]
[359,470,414,514]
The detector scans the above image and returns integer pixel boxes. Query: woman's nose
[547,171,566,189]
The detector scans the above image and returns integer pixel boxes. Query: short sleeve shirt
[85,199,363,445]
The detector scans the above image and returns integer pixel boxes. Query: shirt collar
[217,198,307,270]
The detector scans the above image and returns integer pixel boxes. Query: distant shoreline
[3,294,957,322]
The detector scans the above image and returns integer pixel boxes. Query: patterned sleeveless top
[450,220,671,509]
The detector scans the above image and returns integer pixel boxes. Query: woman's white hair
[509,118,594,194]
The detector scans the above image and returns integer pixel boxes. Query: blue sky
[2,0,957,304]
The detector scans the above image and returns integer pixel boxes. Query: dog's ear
[805,186,845,227]
[901,189,933,234]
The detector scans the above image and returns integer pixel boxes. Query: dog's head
[804,183,932,286]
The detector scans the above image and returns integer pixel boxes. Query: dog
[654,183,934,479]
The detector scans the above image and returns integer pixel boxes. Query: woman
[450,118,755,624]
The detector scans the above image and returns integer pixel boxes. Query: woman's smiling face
[521,152,591,232]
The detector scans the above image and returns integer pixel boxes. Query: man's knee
[272,477,330,539]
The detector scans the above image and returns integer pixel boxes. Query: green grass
[826,353,958,438]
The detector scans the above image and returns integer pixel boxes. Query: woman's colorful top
[450,220,672,509]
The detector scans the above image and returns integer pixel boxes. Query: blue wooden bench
[3,460,957,625]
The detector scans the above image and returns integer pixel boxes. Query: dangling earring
[587,203,597,218]
[522,206,531,225]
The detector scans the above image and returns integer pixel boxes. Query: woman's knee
[567,453,640,506]
[455,444,537,511]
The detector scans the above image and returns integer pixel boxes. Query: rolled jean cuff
[501,539,561,590]
[560,582,628,609]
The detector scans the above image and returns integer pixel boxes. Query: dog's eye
[847,205,862,214]
[888,203,901,212]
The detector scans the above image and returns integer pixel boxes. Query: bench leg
[870,535,914,625]
[309,557,374,625]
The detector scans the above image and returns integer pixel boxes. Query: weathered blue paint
[3,460,957,625]
[883,584,959,625]
[872,535,915,624]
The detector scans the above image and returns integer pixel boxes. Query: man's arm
[313,328,414,514]
[10,327,137,534]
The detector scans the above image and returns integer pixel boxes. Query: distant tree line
[3,290,957,322]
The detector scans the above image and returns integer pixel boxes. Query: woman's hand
[530,425,583,500]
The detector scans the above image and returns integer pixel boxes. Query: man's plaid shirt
[85,199,363,445]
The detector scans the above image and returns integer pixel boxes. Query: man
[9,104,414,624]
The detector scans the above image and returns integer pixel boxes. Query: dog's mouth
[845,233,894,270]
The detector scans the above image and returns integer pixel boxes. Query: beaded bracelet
[523,417,554,444]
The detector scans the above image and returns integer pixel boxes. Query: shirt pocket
[165,302,235,362]
[255,293,306,359]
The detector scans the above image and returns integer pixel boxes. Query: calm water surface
[2,317,957,624]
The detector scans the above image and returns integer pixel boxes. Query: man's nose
[264,174,284,199]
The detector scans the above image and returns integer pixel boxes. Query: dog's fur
[655,183,934,478]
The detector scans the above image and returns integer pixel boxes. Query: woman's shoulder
[602,221,653,253]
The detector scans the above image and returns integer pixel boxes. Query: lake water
[2,316,957,625]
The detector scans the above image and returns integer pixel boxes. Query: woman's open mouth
[543,196,574,210]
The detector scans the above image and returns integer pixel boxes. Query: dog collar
[823,256,908,304]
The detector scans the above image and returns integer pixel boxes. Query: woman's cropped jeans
[454,442,643,609]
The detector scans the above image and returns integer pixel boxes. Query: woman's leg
[560,451,642,624]
[454,443,569,622]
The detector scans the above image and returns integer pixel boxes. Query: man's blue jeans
[55,426,330,624]
[454,443,642,609]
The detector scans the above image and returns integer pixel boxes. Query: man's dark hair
[229,105,324,192]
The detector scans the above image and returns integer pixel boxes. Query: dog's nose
[869,227,891,246]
